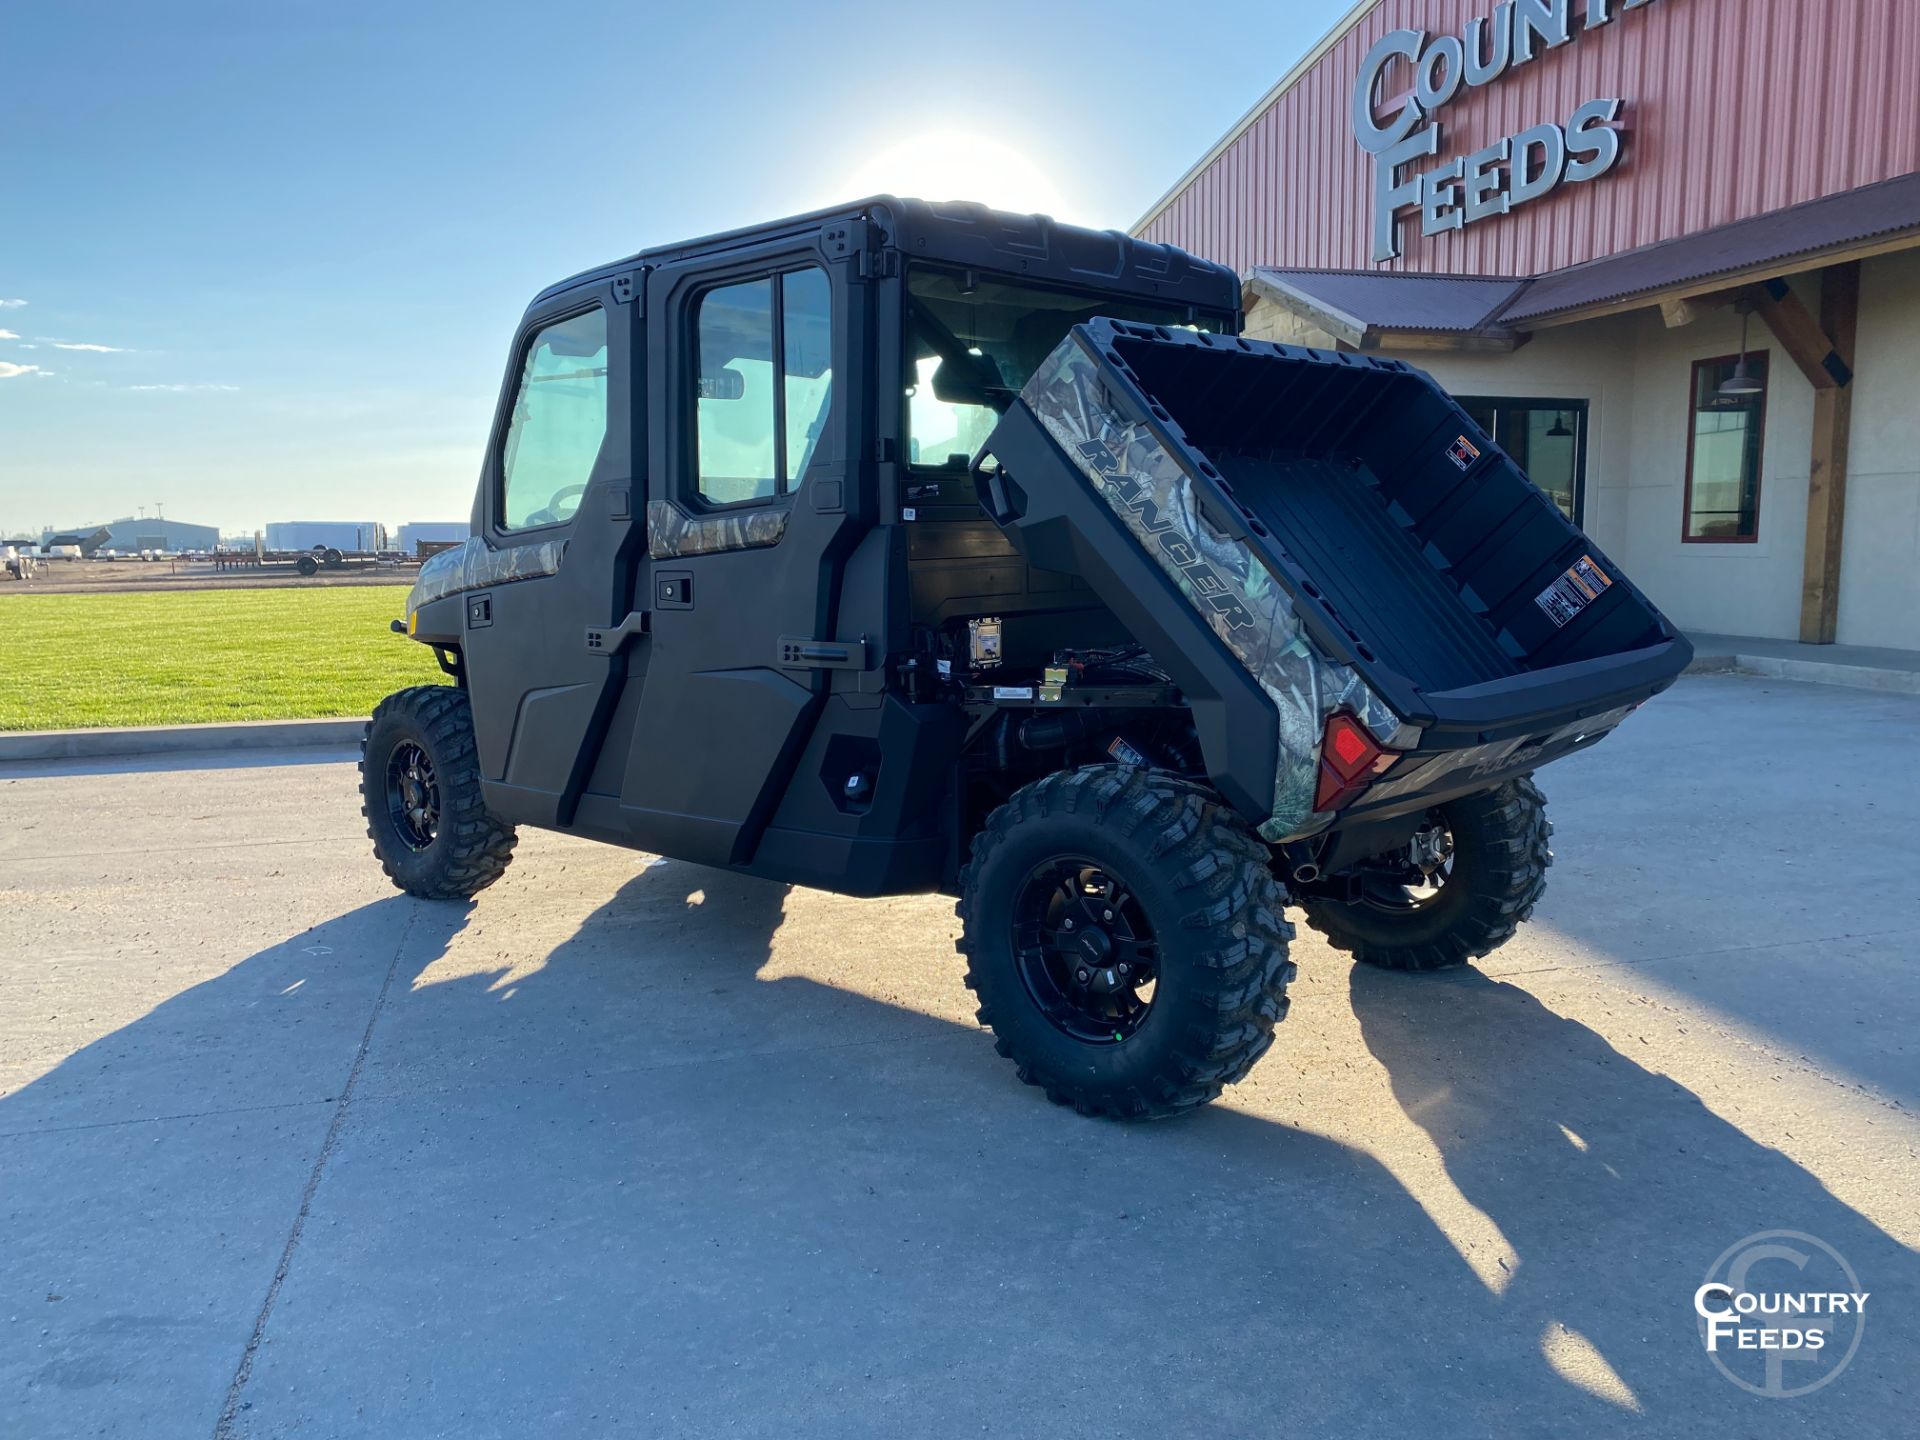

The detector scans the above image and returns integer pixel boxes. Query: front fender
[408,593,466,648]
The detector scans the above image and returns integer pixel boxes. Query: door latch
[778,636,868,670]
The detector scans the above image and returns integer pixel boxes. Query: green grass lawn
[0,587,446,730]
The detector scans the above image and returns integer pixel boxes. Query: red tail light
[1313,711,1398,813]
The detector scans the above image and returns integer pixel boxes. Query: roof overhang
[1244,173,1920,345]
[1243,269,1529,352]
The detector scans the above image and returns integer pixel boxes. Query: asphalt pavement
[4,672,1916,1438]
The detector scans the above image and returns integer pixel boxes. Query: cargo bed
[977,320,1692,836]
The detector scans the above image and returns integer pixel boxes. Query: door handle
[584,612,649,654]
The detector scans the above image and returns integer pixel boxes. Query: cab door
[617,233,868,868]
[462,278,646,829]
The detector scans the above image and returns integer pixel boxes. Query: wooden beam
[1799,262,1861,644]
[1659,287,1745,328]
[1753,279,1852,390]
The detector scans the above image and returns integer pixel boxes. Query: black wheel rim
[385,740,440,852]
[1011,856,1159,1043]
[1359,812,1455,913]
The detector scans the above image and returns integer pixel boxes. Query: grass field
[0,587,446,730]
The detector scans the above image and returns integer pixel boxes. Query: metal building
[1138,0,1920,650]
[42,517,220,554]
[394,521,469,554]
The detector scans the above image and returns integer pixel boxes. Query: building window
[1683,353,1768,543]
[693,268,834,506]
[1457,398,1586,524]
[500,308,609,532]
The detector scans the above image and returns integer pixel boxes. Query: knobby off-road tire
[1302,777,1550,972]
[360,685,517,900]
[957,766,1296,1119]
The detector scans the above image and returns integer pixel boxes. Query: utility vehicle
[361,198,1690,1117]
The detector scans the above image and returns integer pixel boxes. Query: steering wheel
[523,483,588,528]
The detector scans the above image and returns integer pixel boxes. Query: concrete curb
[1724,653,1920,695]
[1682,652,1919,695]
[0,717,364,762]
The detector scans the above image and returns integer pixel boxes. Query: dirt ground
[0,557,415,595]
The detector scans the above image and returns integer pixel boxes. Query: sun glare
[840,130,1082,221]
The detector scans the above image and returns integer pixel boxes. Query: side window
[501,308,608,532]
[694,267,833,506]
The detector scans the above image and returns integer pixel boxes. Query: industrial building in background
[394,521,468,554]
[1137,0,1920,651]
[39,516,219,554]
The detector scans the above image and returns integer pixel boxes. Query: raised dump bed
[977,319,1691,833]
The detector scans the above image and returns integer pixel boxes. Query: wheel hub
[1012,858,1159,1042]
[384,740,441,852]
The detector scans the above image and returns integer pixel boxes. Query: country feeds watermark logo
[1694,1230,1868,1398]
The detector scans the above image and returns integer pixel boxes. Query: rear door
[462,277,646,827]
[616,232,866,868]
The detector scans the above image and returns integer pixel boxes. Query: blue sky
[0,0,1347,537]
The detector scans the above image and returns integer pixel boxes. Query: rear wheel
[958,766,1295,1118]
[360,685,516,900]
[1302,777,1550,971]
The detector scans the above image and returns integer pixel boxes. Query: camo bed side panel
[646,501,788,559]
[1020,337,1408,841]
[408,534,568,609]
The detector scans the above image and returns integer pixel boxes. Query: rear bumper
[1345,696,1643,827]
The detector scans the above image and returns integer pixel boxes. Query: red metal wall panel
[1139,0,1920,277]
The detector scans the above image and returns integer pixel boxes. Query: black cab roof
[530,196,1239,319]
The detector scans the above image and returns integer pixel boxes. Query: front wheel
[1302,777,1550,972]
[958,767,1296,1119]
[360,685,516,900]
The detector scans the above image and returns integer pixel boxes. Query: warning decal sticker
[1535,554,1614,628]
[1446,434,1482,470]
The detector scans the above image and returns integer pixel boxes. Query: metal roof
[1245,269,1526,340]
[1246,175,1920,341]
[1502,171,1920,322]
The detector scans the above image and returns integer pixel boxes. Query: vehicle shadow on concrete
[1347,962,1918,1425]
[5,863,1914,1438]
[2,893,476,1440]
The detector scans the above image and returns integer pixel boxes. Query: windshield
[904,268,1220,470]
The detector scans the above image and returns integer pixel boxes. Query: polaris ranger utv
[362,197,1690,1117]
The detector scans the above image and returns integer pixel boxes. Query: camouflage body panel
[647,500,788,559]
[1022,337,1410,842]
[408,534,567,610]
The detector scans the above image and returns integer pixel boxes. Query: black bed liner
[988,320,1691,751]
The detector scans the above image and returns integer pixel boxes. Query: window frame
[688,265,832,512]
[898,262,1235,474]
[1681,351,1769,545]
[491,301,611,540]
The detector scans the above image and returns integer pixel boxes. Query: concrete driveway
[4,673,1916,1438]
